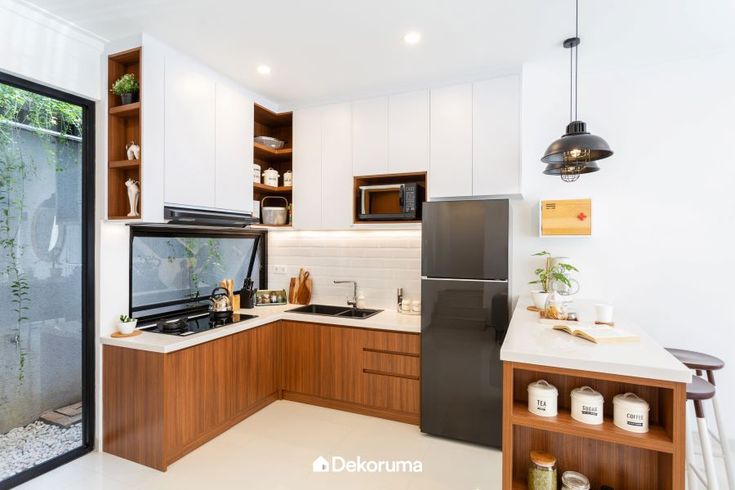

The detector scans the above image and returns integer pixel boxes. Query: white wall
[0,0,103,100]
[268,230,421,309]
[514,48,735,421]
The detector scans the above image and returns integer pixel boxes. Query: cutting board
[288,269,312,305]
[295,272,312,305]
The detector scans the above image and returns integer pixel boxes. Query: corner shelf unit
[254,105,293,224]
[503,362,686,489]
[107,48,142,220]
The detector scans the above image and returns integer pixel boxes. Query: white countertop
[500,297,691,383]
[101,304,421,354]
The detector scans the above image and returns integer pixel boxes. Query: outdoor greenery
[529,250,579,293]
[0,83,82,385]
[110,73,139,96]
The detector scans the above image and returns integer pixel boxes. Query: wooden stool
[668,348,730,490]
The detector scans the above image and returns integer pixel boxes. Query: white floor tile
[16,400,502,490]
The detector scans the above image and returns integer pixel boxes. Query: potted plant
[111,73,139,105]
[118,314,137,335]
[528,251,579,309]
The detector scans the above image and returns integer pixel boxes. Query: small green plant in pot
[118,314,138,335]
[111,73,139,105]
[528,251,579,309]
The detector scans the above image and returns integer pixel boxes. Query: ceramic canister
[613,392,650,433]
[253,163,261,183]
[283,170,293,187]
[527,379,558,417]
[570,386,604,425]
[262,167,279,187]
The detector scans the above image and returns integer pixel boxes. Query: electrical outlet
[273,265,287,274]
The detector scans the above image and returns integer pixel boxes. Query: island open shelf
[503,361,685,489]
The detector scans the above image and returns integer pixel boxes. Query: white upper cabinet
[473,75,521,196]
[164,51,216,208]
[352,97,388,176]
[388,89,429,174]
[215,82,253,213]
[429,84,473,199]
[292,107,323,229]
[321,103,353,228]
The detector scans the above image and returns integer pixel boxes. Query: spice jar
[528,450,557,490]
[561,471,590,490]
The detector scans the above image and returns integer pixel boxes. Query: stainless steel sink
[287,304,382,319]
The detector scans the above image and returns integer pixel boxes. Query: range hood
[164,206,258,227]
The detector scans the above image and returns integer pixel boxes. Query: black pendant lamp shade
[542,120,612,169]
[542,1,613,182]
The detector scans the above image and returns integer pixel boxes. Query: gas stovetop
[139,312,258,336]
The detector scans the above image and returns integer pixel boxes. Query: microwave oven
[357,182,424,221]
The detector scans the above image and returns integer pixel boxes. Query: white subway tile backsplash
[267,230,421,309]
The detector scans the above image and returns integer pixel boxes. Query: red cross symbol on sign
[577,212,587,221]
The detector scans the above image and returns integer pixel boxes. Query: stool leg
[696,400,720,490]
[688,408,701,490]
[708,372,735,490]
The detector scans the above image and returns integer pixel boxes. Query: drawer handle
[363,368,419,381]
[362,348,419,358]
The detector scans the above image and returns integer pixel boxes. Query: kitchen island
[101,305,421,471]
[500,298,691,489]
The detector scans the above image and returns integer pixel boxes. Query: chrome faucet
[334,280,358,307]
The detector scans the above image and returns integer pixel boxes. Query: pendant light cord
[574,0,579,121]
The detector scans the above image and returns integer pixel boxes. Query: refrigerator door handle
[421,276,508,283]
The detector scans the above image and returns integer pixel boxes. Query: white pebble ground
[0,421,82,480]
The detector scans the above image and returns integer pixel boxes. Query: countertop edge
[101,308,421,354]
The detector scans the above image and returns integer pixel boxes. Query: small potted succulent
[118,314,138,335]
[111,73,139,105]
[529,251,578,309]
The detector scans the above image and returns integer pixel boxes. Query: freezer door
[420,278,508,448]
[421,199,509,280]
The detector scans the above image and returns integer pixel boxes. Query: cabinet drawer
[363,330,420,356]
[362,350,419,380]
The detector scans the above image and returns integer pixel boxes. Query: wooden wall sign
[540,198,592,236]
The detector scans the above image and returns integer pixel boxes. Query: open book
[552,324,640,344]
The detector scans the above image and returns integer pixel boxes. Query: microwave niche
[358,182,423,221]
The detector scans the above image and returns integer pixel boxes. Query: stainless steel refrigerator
[420,199,510,448]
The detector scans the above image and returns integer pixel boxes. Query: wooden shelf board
[109,102,141,118]
[109,159,141,169]
[108,215,140,221]
[254,142,292,162]
[253,182,292,193]
[511,402,673,453]
[254,104,292,127]
[109,47,141,65]
[250,224,293,229]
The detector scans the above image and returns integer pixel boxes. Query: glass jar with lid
[528,450,557,490]
[561,471,590,490]
[543,290,568,320]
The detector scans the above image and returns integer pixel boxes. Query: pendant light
[541,0,613,182]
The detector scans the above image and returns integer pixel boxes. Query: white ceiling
[24,0,735,109]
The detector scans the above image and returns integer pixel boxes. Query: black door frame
[0,71,95,490]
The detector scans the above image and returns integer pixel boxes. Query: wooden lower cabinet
[104,323,279,471]
[285,322,420,425]
[104,320,420,470]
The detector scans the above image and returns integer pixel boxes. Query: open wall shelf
[107,47,142,220]
[254,104,293,223]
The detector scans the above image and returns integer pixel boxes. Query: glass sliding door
[0,73,94,488]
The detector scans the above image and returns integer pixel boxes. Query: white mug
[595,304,614,324]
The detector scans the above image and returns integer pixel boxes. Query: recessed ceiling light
[257,65,272,75]
[403,31,421,45]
